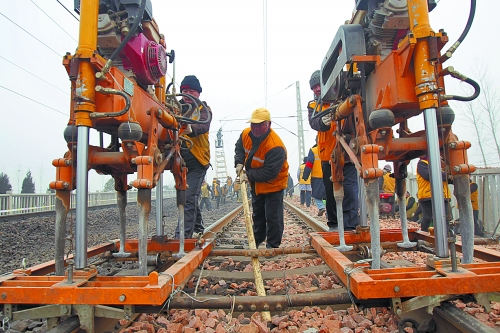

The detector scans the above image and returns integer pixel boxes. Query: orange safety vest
[241,128,289,195]
[309,101,336,162]
[310,146,323,178]
[181,105,210,167]
[382,173,395,193]
[200,184,210,198]
[471,181,479,211]
[299,164,311,185]
[416,160,451,200]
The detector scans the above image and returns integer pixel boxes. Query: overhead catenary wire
[30,0,78,43]
[0,55,69,96]
[56,0,79,21]
[0,13,61,57]
[0,85,68,117]
[219,83,294,122]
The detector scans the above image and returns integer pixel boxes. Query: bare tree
[455,64,500,167]
[475,65,500,163]
[457,98,488,167]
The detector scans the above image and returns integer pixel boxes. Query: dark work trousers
[200,197,212,211]
[252,190,284,249]
[419,199,452,232]
[175,166,206,238]
[321,162,359,230]
[215,196,221,209]
[300,190,312,207]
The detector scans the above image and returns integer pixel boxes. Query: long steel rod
[423,108,449,257]
[75,126,90,269]
[156,174,164,236]
[137,189,151,275]
[137,292,355,312]
[365,180,381,269]
[454,174,474,263]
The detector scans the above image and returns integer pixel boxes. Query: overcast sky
[0,0,497,193]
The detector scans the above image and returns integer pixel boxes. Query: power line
[30,0,78,43]
[0,55,69,96]
[0,85,68,117]
[0,13,61,57]
[56,0,79,21]
[219,83,294,122]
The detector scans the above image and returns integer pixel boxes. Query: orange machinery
[311,0,500,328]
[0,0,211,330]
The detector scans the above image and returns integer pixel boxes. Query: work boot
[328,226,338,232]
[317,208,326,217]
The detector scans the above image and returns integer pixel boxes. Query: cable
[56,0,79,21]
[30,0,78,43]
[0,55,69,95]
[439,0,476,63]
[219,83,294,122]
[0,85,68,116]
[0,13,61,57]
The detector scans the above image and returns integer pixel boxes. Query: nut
[119,294,126,302]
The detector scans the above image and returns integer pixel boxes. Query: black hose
[165,82,173,94]
[101,0,147,73]
[448,77,480,102]
[173,93,212,125]
[440,0,476,63]
[456,0,476,44]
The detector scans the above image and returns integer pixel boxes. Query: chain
[343,259,372,312]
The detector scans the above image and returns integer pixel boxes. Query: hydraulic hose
[439,0,476,63]
[439,66,480,102]
[100,0,147,75]
[91,85,131,118]
[169,93,212,125]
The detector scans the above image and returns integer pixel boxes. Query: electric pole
[296,81,306,165]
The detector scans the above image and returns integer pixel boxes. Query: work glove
[321,114,332,126]
[235,164,244,175]
[183,124,192,135]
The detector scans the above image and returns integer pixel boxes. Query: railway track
[2,199,499,333]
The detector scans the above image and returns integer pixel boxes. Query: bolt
[364,170,369,176]
[379,146,384,152]
[62,306,68,314]
[63,182,70,189]
[237,305,244,311]
[361,147,366,153]
[263,304,270,311]
[454,166,461,172]
[1,293,6,299]
[250,304,257,311]
[131,158,136,164]
[449,142,457,149]
[276,303,283,311]
[381,130,386,135]
[95,72,103,79]
[350,142,356,149]
[394,286,400,292]
[395,308,402,315]
[119,294,126,302]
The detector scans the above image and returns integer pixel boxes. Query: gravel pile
[0,198,241,275]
